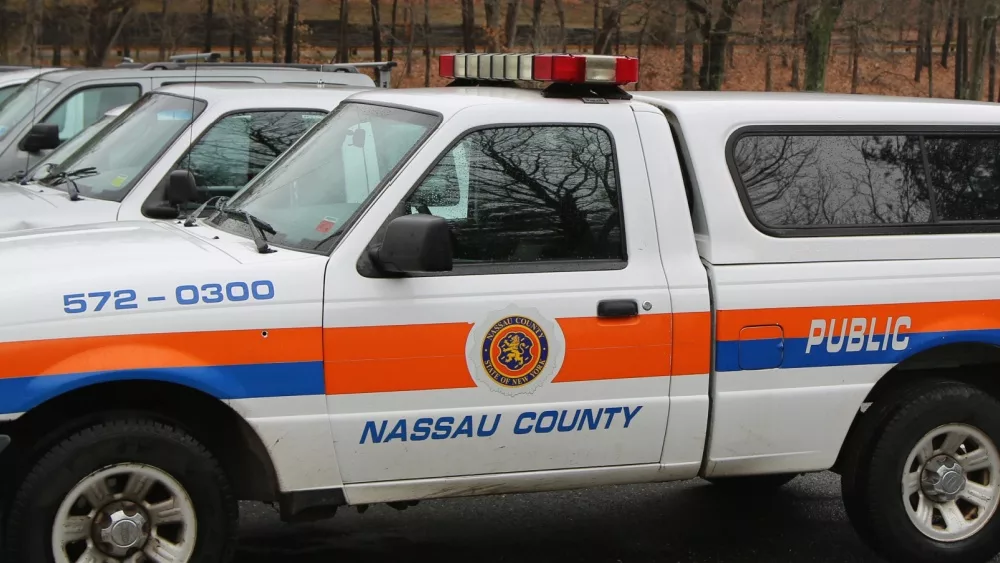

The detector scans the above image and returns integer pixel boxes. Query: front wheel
[3,417,238,563]
[846,380,1000,563]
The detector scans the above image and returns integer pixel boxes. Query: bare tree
[682,0,698,88]
[531,0,544,51]
[205,0,215,52]
[687,0,742,91]
[423,0,431,86]
[370,0,383,61]
[283,0,297,62]
[942,0,955,68]
[505,0,522,49]
[803,0,845,91]
[242,0,255,61]
[553,0,567,51]
[461,0,475,52]
[85,0,138,67]
[959,0,1000,99]
[336,0,349,62]
[485,0,502,51]
[389,0,400,60]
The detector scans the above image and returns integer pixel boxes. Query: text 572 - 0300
[62,281,275,314]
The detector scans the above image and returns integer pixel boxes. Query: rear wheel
[846,380,1000,563]
[3,417,238,563]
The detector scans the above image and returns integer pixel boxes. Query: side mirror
[21,123,61,153]
[165,169,198,206]
[373,214,452,274]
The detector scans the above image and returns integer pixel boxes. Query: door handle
[597,299,639,319]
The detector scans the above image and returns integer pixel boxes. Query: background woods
[3,0,1000,99]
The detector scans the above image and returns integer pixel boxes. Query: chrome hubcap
[52,463,198,563]
[902,423,1000,542]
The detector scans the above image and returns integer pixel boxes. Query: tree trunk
[370,0,382,61]
[460,0,475,52]
[992,24,998,100]
[790,0,805,89]
[963,4,1000,100]
[404,1,414,76]
[272,0,281,62]
[916,1,927,81]
[159,0,169,60]
[942,0,955,68]
[51,0,61,66]
[336,0,349,62]
[389,0,399,60]
[596,1,624,55]
[228,0,236,61]
[761,0,773,91]
[637,10,649,88]
[205,0,214,52]
[682,1,697,89]
[485,0,502,51]
[803,0,845,91]
[700,0,740,91]
[423,0,431,86]
[531,0,543,51]
[955,0,967,98]
[593,0,600,53]
[554,0,567,51]
[850,23,859,93]
[284,0,297,63]
[504,0,521,49]
[242,0,254,61]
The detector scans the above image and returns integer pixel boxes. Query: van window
[922,136,1000,221]
[42,84,141,141]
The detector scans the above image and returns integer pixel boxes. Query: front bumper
[0,435,8,454]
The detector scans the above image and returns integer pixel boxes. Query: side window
[733,134,932,228]
[180,110,325,203]
[923,136,1000,221]
[0,84,20,105]
[42,85,141,141]
[405,126,625,265]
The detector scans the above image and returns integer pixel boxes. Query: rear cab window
[728,128,1000,235]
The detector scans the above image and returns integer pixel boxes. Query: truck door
[322,102,676,485]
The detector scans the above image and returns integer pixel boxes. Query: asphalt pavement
[235,470,959,563]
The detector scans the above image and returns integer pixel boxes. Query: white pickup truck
[1,53,998,563]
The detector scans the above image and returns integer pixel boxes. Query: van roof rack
[115,55,397,88]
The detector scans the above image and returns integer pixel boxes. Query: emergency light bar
[439,53,639,85]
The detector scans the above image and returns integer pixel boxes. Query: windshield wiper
[183,195,229,227]
[46,167,98,201]
[223,207,276,254]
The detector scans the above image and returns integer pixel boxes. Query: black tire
[2,417,238,563]
[705,472,798,492]
[852,379,1000,563]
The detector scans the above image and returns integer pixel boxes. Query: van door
[321,103,675,486]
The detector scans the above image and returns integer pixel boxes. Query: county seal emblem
[466,305,565,396]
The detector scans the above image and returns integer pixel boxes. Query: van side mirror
[21,123,61,153]
[165,169,198,206]
[372,214,453,274]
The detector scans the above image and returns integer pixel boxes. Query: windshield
[41,92,207,202]
[0,77,56,139]
[211,102,439,252]
[25,113,115,183]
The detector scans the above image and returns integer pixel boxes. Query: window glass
[0,84,21,105]
[178,110,325,204]
[923,136,1000,221]
[42,84,140,141]
[734,134,931,228]
[0,78,56,139]
[39,92,206,202]
[214,103,438,251]
[406,126,624,264]
[24,113,116,183]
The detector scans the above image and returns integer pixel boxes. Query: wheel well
[0,380,279,503]
[833,342,1000,473]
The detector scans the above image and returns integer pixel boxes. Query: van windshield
[25,113,116,183]
[210,102,439,252]
[40,92,206,202]
[0,77,57,139]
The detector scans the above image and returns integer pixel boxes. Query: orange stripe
[0,328,322,380]
[673,312,711,375]
[324,323,475,394]
[553,313,672,383]
[717,299,1000,341]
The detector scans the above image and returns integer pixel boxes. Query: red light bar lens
[615,57,639,84]
[439,54,456,78]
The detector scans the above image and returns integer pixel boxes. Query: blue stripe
[0,361,325,415]
[718,328,1000,372]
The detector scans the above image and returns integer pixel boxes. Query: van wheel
[704,472,798,492]
[848,380,1000,563]
[3,418,238,563]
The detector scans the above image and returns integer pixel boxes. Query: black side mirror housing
[165,169,198,206]
[373,214,453,274]
[21,123,60,153]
